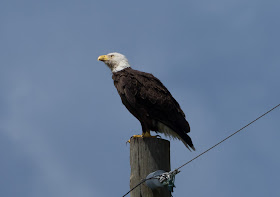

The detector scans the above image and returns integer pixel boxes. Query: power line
[176,103,280,170]
[122,103,280,197]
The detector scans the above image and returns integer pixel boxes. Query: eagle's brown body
[112,67,195,150]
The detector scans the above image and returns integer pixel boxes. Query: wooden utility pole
[130,137,171,197]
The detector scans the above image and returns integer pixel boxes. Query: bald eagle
[98,52,195,150]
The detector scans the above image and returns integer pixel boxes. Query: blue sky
[1,0,280,196]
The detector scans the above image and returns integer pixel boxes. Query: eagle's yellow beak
[98,55,109,61]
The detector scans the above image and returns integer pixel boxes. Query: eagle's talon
[127,133,159,143]
[126,135,135,144]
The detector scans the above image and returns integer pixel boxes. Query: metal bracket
[145,169,180,192]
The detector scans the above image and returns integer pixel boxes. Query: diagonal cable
[176,103,280,170]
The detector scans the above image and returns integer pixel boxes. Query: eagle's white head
[98,52,131,73]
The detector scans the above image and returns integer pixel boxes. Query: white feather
[112,60,130,72]
[157,121,191,150]
[157,122,180,140]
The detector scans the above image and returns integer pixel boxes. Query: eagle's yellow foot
[127,132,158,143]
[131,134,144,138]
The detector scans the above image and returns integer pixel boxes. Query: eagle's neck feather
[112,60,131,73]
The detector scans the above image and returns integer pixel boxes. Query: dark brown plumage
[112,67,195,150]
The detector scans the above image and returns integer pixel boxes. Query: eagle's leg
[142,131,156,138]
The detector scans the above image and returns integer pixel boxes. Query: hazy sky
[1,0,280,197]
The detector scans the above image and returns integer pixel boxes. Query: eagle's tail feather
[180,133,195,151]
[157,121,195,151]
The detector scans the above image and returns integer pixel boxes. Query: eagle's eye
[110,55,115,58]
